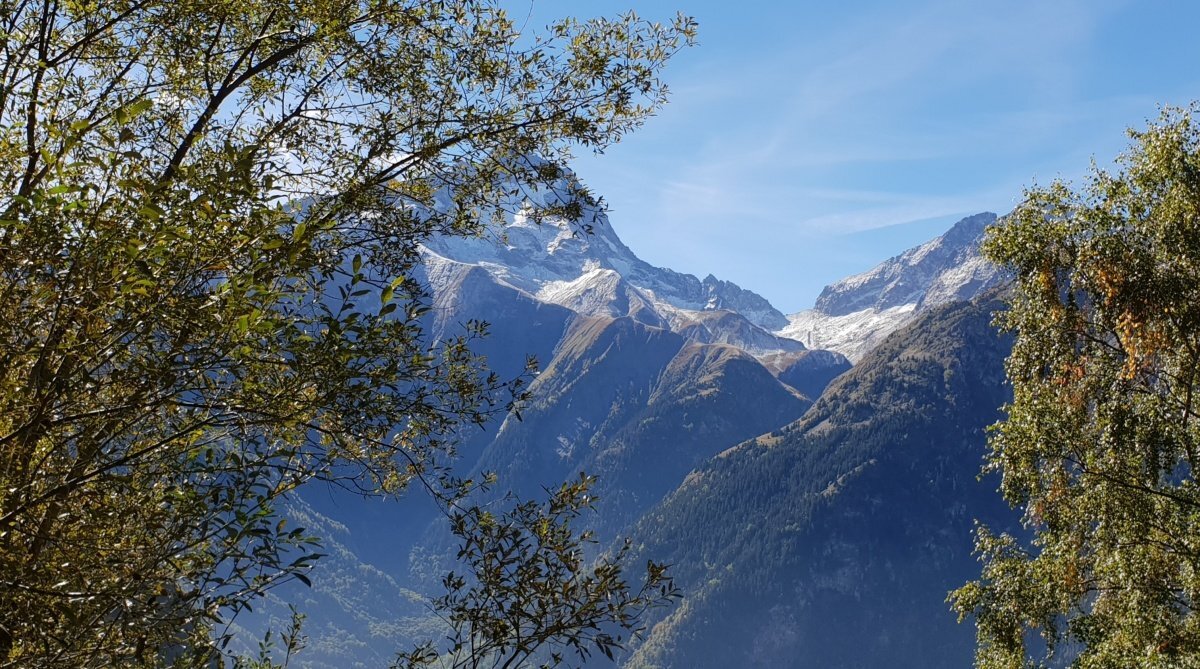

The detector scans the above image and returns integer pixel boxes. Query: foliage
[395,475,678,669]
[232,607,307,669]
[0,0,694,665]
[951,106,1200,668]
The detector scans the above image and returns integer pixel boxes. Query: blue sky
[535,1,1200,312]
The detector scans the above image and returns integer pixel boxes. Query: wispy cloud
[789,187,1020,237]
[625,1,1137,223]
[572,0,1189,309]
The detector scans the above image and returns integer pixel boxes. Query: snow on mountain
[417,164,1003,365]
[778,304,917,360]
[419,166,793,352]
[422,209,788,331]
[777,212,1003,361]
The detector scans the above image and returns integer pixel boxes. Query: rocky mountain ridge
[620,296,1020,668]
[421,203,789,336]
[420,168,1004,366]
[779,212,1003,361]
[251,168,1013,668]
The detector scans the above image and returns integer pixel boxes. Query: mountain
[413,202,848,519]
[253,169,854,667]
[239,169,1013,668]
[418,164,806,363]
[422,202,790,335]
[467,315,813,537]
[403,168,852,540]
[403,203,849,583]
[778,212,1003,361]
[619,296,1020,669]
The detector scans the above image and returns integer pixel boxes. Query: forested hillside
[621,298,1020,668]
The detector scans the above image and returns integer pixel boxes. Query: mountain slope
[778,212,1002,360]
[620,296,1018,668]
[229,499,436,668]
[239,174,1008,668]
[462,313,816,540]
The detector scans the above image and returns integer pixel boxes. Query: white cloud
[573,0,1193,309]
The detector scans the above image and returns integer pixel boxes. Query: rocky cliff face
[420,167,792,341]
[811,213,998,315]
[777,212,1003,361]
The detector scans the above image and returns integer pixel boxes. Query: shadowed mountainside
[620,296,1019,669]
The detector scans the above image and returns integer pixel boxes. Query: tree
[0,1,695,665]
[951,106,1200,668]
[395,475,678,669]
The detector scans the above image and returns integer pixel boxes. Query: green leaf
[114,98,153,125]
[138,204,162,220]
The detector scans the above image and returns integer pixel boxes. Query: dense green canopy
[953,106,1200,668]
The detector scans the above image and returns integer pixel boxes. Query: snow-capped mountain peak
[777,212,1003,361]
[419,165,790,339]
[812,212,997,315]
